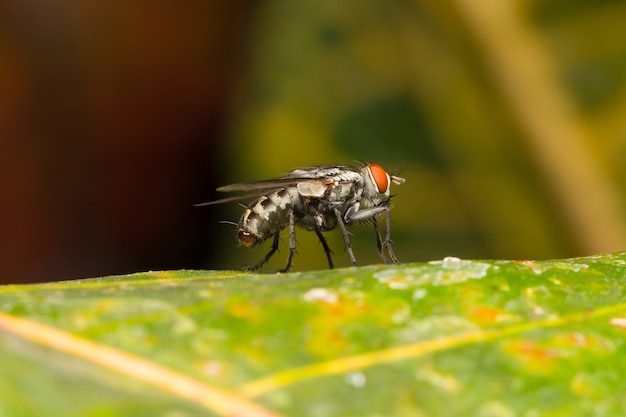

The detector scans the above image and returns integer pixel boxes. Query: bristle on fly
[218,220,239,227]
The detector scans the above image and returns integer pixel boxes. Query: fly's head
[360,163,405,207]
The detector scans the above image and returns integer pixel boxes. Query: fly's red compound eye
[367,163,389,193]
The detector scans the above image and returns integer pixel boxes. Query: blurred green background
[2,0,626,283]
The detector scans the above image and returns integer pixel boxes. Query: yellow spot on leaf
[502,340,558,374]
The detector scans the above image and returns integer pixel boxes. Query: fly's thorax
[236,187,300,247]
[297,177,362,231]
[309,170,363,210]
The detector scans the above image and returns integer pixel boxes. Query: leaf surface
[2,254,626,416]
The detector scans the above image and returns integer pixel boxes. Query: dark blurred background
[2,0,626,284]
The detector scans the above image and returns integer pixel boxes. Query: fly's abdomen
[237,187,300,247]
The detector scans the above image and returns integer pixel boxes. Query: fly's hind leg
[314,228,334,269]
[243,233,280,272]
[280,209,297,273]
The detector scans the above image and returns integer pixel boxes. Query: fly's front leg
[344,203,389,264]
[384,207,400,264]
[280,209,297,273]
[372,219,389,264]
[243,233,280,272]
[345,203,399,264]
[314,228,334,269]
[334,208,358,266]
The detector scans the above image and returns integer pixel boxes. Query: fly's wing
[194,192,276,206]
[216,165,357,192]
[215,177,304,192]
[194,179,302,206]
[195,168,339,206]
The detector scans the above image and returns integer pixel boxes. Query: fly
[196,163,405,272]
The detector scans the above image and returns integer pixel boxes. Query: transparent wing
[194,192,272,206]
[215,178,305,192]
[196,176,332,206]
[216,165,352,192]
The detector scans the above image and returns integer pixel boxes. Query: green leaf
[3,253,626,416]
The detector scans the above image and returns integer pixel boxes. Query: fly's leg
[243,233,280,272]
[314,228,334,269]
[280,209,297,273]
[372,219,389,264]
[384,207,400,264]
[344,203,395,265]
[334,208,358,267]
